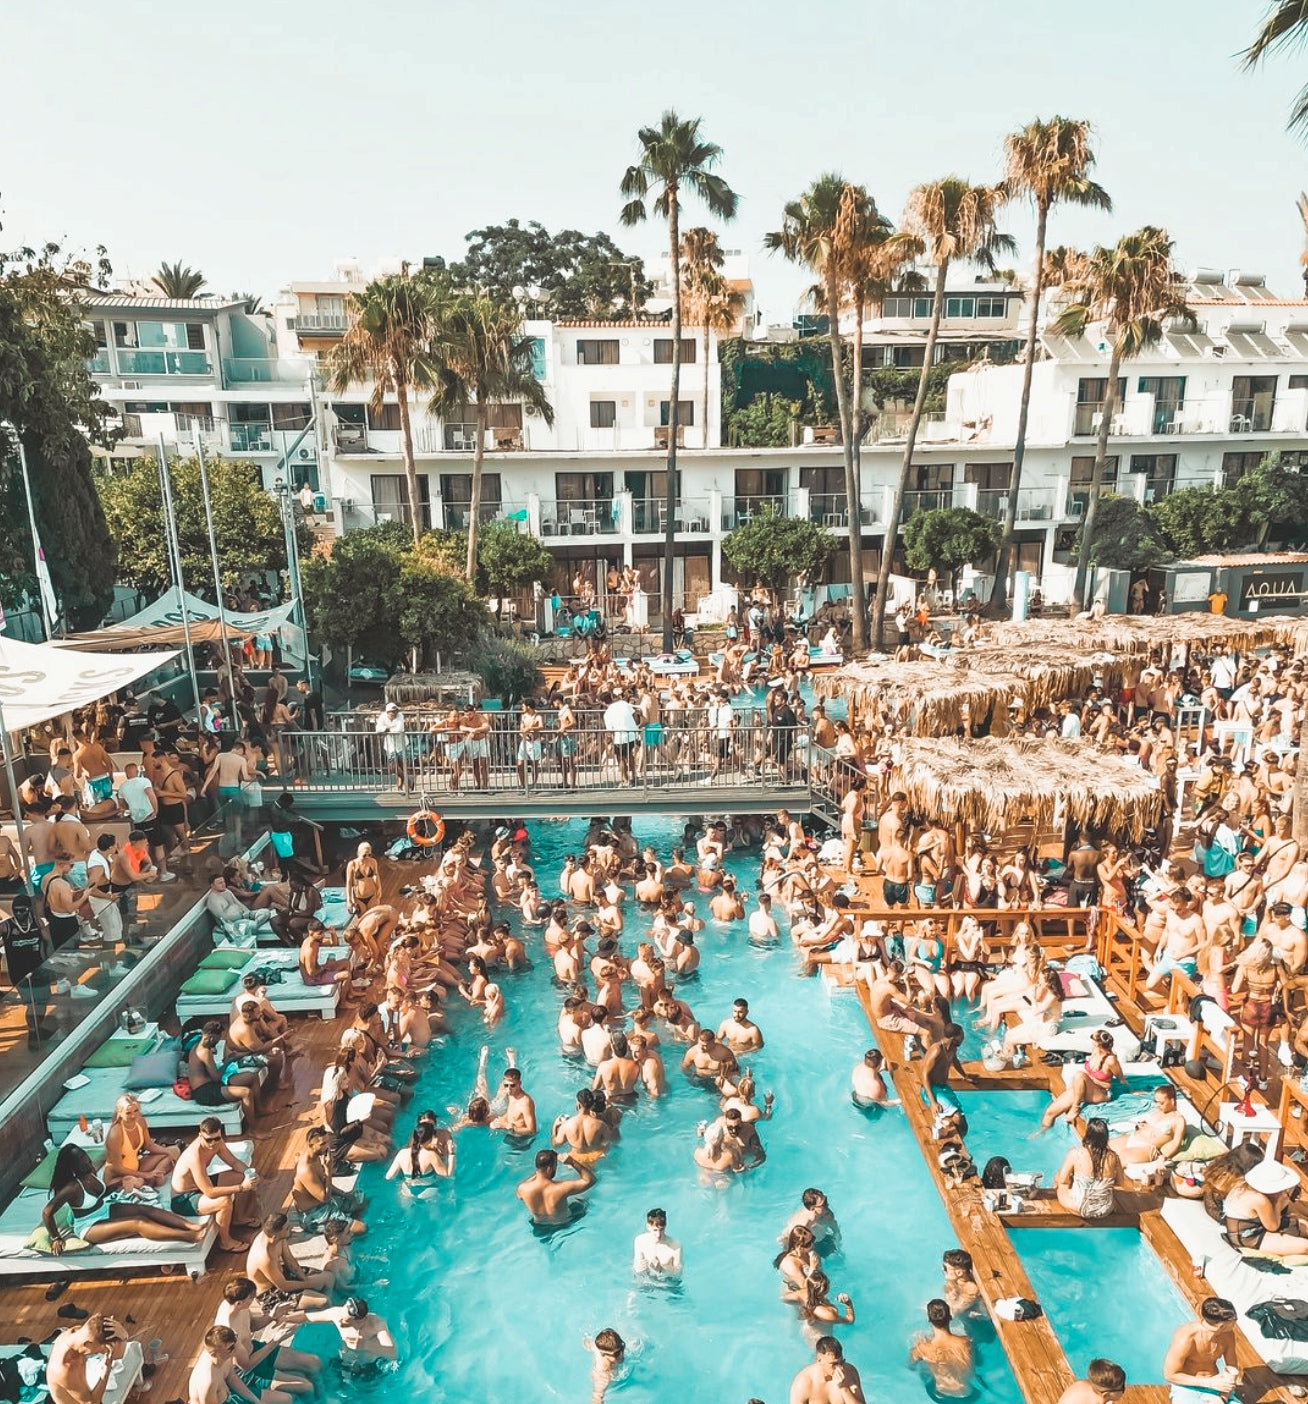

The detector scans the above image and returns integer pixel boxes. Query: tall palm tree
[153,262,207,298]
[870,179,1015,650]
[328,272,441,547]
[1049,226,1194,608]
[428,291,555,578]
[765,176,880,650]
[1243,2,1308,135]
[1042,245,1093,290]
[988,118,1111,613]
[680,227,744,446]
[621,111,737,649]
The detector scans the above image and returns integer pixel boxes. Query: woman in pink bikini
[1039,1029,1126,1130]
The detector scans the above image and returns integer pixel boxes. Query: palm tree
[988,118,1111,613]
[1297,193,1308,295]
[620,111,737,649]
[153,262,207,298]
[765,176,879,650]
[1243,2,1308,135]
[328,272,441,547]
[428,291,555,579]
[1042,245,1093,291]
[870,179,1015,650]
[1049,226,1194,608]
[679,227,744,446]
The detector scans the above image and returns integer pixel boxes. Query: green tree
[1230,455,1308,548]
[1243,2,1308,136]
[902,506,1002,598]
[724,393,802,447]
[477,519,554,611]
[1074,494,1171,572]
[1147,485,1241,558]
[0,241,118,622]
[427,291,554,579]
[98,455,301,594]
[722,507,836,597]
[467,636,544,705]
[152,262,207,298]
[1050,226,1194,607]
[872,178,1014,649]
[392,554,486,667]
[443,219,653,318]
[989,116,1111,611]
[621,109,738,649]
[329,271,442,547]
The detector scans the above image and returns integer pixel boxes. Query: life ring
[407,810,445,847]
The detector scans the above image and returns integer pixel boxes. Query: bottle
[78,1114,89,1134]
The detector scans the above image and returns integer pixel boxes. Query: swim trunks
[883,881,910,907]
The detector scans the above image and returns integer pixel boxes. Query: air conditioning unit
[122,380,142,390]
[298,447,314,460]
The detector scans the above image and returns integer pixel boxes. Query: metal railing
[541,500,620,536]
[229,422,273,452]
[222,357,318,386]
[808,491,849,526]
[974,487,1059,522]
[722,495,785,529]
[631,497,713,534]
[278,711,811,797]
[115,348,212,377]
[1230,397,1275,433]
[444,501,513,530]
[290,312,349,332]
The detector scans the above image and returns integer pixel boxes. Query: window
[913,296,934,319]
[590,400,617,429]
[1277,450,1308,470]
[1130,454,1177,499]
[1137,376,1187,434]
[1222,451,1264,485]
[1289,375,1308,391]
[964,462,1012,490]
[271,403,311,430]
[659,400,695,426]
[367,402,402,431]
[653,338,697,364]
[1231,375,1277,431]
[529,338,547,380]
[576,339,619,366]
[1070,455,1119,487]
[113,321,137,348]
[975,296,1006,318]
[556,472,613,505]
[944,297,975,319]
[371,473,430,529]
[881,297,911,318]
[91,321,107,348]
[881,346,925,368]
[443,422,479,450]
[231,403,269,424]
[913,463,954,492]
[735,468,785,498]
[1074,377,1127,435]
[440,473,501,529]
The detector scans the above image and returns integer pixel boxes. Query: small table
[1220,1099,1283,1159]
[1143,1013,1196,1066]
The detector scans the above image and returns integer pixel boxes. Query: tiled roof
[1187,553,1308,567]
[81,292,245,311]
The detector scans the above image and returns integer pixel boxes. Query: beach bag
[270,830,295,859]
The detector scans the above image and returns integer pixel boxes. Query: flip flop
[56,1304,88,1320]
[43,1277,70,1302]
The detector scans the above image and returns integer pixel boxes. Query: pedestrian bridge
[271,713,831,821]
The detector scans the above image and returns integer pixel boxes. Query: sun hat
[1246,1159,1299,1195]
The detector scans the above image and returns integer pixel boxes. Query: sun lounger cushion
[200,949,255,970]
[180,967,240,996]
[124,1049,182,1090]
[21,1144,106,1191]
[1057,971,1092,999]
[83,1038,156,1069]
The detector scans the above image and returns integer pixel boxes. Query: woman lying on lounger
[40,1145,206,1254]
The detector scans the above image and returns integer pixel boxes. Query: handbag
[172,1076,192,1099]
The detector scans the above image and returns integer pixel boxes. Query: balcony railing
[721,495,785,529]
[290,312,349,333]
[1230,397,1275,433]
[808,491,850,526]
[229,422,273,453]
[443,501,510,531]
[541,499,619,536]
[115,349,212,377]
[631,497,713,534]
[900,488,959,517]
[1073,402,1115,436]
[222,357,317,386]
[974,486,1059,522]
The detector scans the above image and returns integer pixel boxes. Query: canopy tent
[811,658,1030,736]
[889,736,1163,841]
[63,588,297,658]
[986,612,1308,657]
[0,636,178,732]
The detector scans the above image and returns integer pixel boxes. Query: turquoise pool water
[1012,1226,1189,1384]
[296,816,1022,1403]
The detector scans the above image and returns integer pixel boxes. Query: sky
[3,0,1306,321]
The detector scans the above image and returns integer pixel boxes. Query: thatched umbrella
[986,612,1308,657]
[890,736,1162,840]
[812,658,1029,736]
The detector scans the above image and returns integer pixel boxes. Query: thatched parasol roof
[811,658,1029,735]
[986,612,1308,657]
[890,736,1162,840]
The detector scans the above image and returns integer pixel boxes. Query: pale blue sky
[3,0,1305,318]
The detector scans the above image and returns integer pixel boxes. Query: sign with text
[1238,572,1304,610]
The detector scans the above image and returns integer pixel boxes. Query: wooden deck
[0,857,435,1404]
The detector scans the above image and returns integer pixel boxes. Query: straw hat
[1246,1159,1299,1195]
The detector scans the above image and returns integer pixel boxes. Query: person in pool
[781,1188,841,1252]
[516,1148,595,1225]
[922,1024,970,1115]
[305,1297,397,1369]
[717,997,764,1052]
[851,1050,899,1108]
[942,1249,984,1321]
[551,1089,615,1163]
[1163,1297,1240,1404]
[1040,1029,1126,1130]
[585,1328,626,1404]
[1056,1358,1126,1404]
[632,1207,682,1278]
[908,1299,974,1400]
[789,1335,866,1404]
[694,1106,764,1173]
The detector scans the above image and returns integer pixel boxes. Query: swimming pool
[1011,1226,1188,1384]
[296,815,1022,1403]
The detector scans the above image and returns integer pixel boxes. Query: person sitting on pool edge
[516,1148,595,1226]
[1221,1156,1308,1257]
[1163,1297,1240,1404]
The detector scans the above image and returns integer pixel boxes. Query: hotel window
[1222,451,1265,485]
[272,403,311,430]
[590,400,617,429]
[913,296,934,318]
[944,297,975,319]
[653,338,697,363]
[975,297,1006,318]
[371,473,430,529]
[367,402,402,431]
[658,400,695,425]
[1130,453,1177,499]
[576,339,619,365]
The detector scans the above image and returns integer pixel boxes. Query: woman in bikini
[979,937,1046,1032]
[1054,1118,1123,1220]
[103,1094,181,1192]
[998,849,1041,910]
[1001,966,1064,1060]
[345,842,382,916]
[1223,1158,1308,1257]
[385,1118,455,1192]
[1231,935,1283,1087]
[39,1145,204,1254]
[950,917,990,1002]
[1040,1029,1126,1129]
[909,920,951,1000]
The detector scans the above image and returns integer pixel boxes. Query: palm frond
[1242,0,1308,67]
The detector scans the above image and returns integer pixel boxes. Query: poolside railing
[276,710,811,798]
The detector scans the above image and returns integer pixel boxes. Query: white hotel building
[84,264,1308,618]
